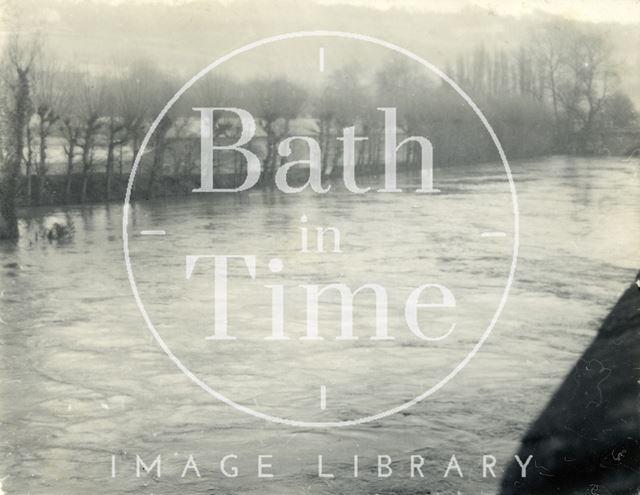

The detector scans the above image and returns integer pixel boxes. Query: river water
[0,155,638,494]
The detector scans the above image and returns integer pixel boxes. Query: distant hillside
[2,0,639,104]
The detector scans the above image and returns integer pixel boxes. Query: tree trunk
[26,125,33,205]
[263,128,275,185]
[320,121,332,175]
[79,128,94,203]
[80,171,89,204]
[0,67,31,240]
[80,146,90,204]
[65,172,73,203]
[118,143,124,180]
[36,119,48,205]
[146,142,164,200]
[0,152,20,241]
[0,168,19,240]
[145,121,170,199]
[64,142,75,204]
[106,141,115,201]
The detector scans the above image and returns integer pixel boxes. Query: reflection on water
[0,156,638,494]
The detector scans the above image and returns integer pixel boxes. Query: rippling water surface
[0,156,638,494]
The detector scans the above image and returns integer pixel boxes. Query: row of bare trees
[0,21,636,239]
[449,20,637,151]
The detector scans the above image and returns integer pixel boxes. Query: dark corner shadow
[500,271,640,495]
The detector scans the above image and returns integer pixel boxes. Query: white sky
[98,0,640,24]
[314,0,640,24]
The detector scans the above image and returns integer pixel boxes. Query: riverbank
[500,271,640,494]
[12,151,551,209]
[16,140,635,210]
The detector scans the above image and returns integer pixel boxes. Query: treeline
[448,20,637,152]
[0,21,636,239]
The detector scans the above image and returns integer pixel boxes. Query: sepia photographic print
[0,0,639,493]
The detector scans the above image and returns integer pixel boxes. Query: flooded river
[0,155,638,494]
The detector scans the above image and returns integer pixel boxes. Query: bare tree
[375,56,434,167]
[76,76,105,203]
[118,61,151,183]
[144,69,176,200]
[245,76,307,184]
[531,21,570,126]
[276,79,307,170]
[101,75,134,201]
[55,70,83,203]
[0,35,39,239]
[60,112,81,203]
[315,64,367,174]
[188,73,236,186]
[557,29,616,152]
[31,57,66,204]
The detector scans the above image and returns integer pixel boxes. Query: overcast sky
[315,0,640,24]
[83,0,640,24]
